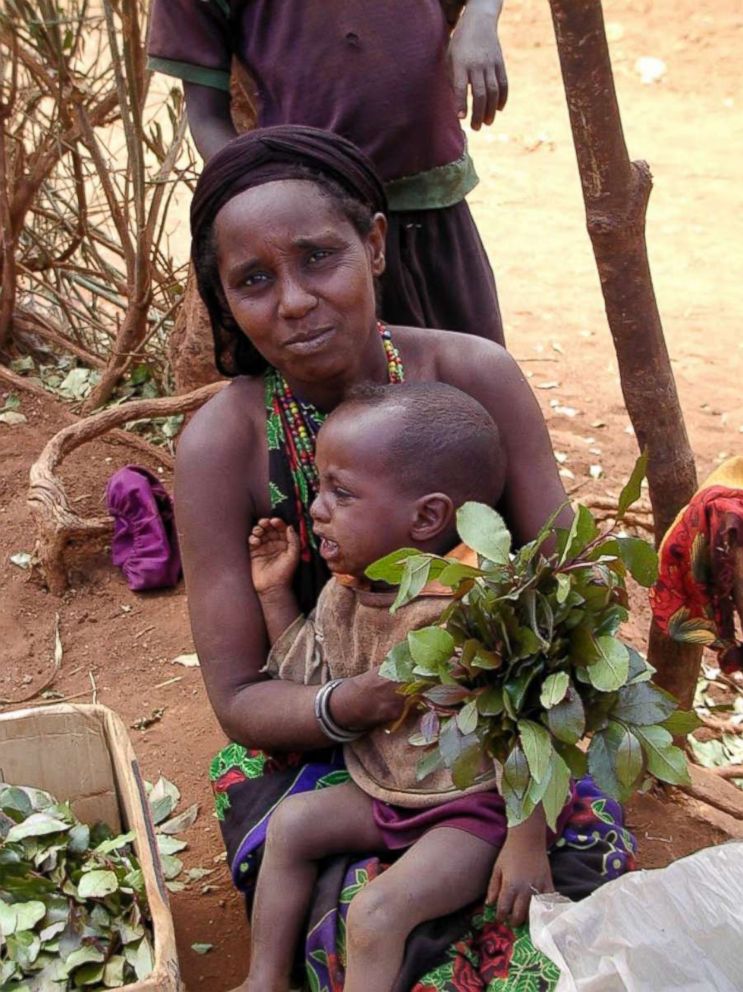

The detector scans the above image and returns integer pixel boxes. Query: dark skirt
[210,744,637,992]
[381,200,505,346]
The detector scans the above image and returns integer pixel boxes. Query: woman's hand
[329,667,406,732]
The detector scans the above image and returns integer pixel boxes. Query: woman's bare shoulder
[177,375,264,469]
[394,325,521,406]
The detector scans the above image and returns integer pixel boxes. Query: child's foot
[249,517,300,594]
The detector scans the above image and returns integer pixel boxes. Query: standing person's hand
[447,0,508,131]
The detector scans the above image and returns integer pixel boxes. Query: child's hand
[249,518,300,595]
[486,828,554,927]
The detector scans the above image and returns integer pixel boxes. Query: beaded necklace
[264,323,405,563]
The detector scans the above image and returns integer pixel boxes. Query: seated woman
[178,124,637,992]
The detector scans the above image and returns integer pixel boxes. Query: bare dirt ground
[1,0,742,988]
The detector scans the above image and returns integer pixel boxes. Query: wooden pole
[546,0,701,707]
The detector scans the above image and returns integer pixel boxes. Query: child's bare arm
[447,0,508,130]
[249,518,301,645]
[183,82,238,160]
[487,804,554,926]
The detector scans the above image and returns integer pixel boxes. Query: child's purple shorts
[372,785,577,851]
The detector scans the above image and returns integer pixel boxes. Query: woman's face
[214,180,386,385]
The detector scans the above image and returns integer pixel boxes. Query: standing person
[148,0,509,343]
[180,124,637,990]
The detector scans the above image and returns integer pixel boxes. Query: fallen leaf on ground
[191,943,213,955]
[172,653,200,668]
[0,411,27,426]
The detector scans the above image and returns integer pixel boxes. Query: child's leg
[344,827,497,992]
[244,780,384,992]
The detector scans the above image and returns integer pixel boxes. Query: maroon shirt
[148,0,466,182]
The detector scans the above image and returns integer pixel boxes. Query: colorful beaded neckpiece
[264,323,405,558]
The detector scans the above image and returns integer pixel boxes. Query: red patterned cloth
[650,463,743,673]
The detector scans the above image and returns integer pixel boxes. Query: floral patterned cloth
[210,746,637,991]
[650,456,743,673]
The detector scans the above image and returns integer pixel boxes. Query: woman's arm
[175,386,403,750]
[436,336,573,543]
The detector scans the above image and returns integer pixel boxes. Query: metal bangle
[314,679,363,743]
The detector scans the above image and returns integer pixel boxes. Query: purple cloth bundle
[106,465,181,591]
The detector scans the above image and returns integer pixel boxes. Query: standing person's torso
[230,0,465,181]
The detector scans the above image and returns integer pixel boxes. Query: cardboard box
[0,704,184,992]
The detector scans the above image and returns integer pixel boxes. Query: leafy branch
[369,455,699,829]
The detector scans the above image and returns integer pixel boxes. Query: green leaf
[191,943,213,955]
[555,573,571,604]
[379,640,416,683]
[587,728,622,800]
[103,955,127,987]
[616,537,658,587]
[519,720,553,784]
[94,830,135,854]
[540,672,570,709]
[158,802,199,835]
[634,725,691,786]
[661,709,702,736]
[615,727,644,791]
[545,686,586,744]
[77,870,119,899]
[502,746,530,801]
[477,686,504,716]
[365,547,420,583]
[612,682,678,725]
[157,834,188,856]
[539,752,572,832]
[456,502,512,564]
[5,813,70,842]
[437,561,484,587]
[63,945,105,975]
[391,556,437,613]
[554,741,588,778]
[616,451,648,519]
[407,627,455,669]
[587,636,629,692]
[451,744,483,790]
[561,504,599,562]
[456,699,479,736]
[0,901,46,937]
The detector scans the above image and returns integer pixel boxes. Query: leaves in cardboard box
[0,783,154,988]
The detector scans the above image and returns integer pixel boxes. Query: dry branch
[28,382,223,593]
[681,764,743,821]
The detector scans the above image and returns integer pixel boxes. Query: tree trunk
[547,0,701,707]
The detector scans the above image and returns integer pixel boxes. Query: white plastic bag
[530,842,743,992]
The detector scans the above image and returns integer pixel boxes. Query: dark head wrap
[190,125,387,377]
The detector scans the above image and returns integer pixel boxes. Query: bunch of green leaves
[0,784,154,991]
[370,455,700,829]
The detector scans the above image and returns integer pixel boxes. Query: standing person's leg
[343,827,498,992]
[242,781,385,992]
[381,202,505,345]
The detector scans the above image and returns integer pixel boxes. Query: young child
[243,382,558,992]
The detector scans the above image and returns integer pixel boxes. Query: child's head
[310,382,505,577]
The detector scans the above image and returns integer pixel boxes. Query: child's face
[310,413,418,577]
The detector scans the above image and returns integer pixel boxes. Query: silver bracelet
[314,679,363,743]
